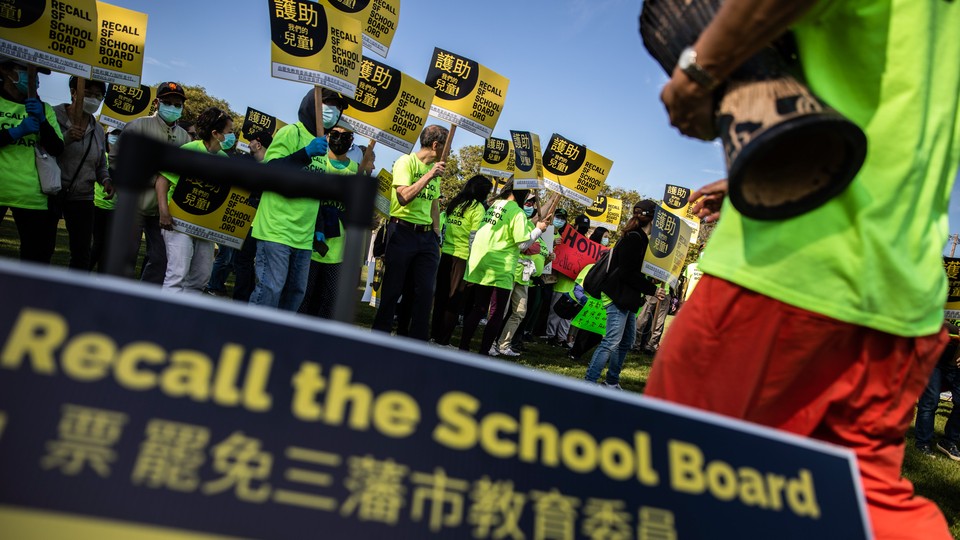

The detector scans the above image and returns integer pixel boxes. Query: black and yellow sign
[0,0,98,77]
[542,133,612,207]
[268,0,363,97]
[586,195,623,229]
[325,0,400,58]
[98,83,155,129]
[342,56,434,154]
[642,205,693,288]
[510,130,543,190]
[374,167,392,217]
[169,178,256,249]
[945,257,960,319]
[424,47,508,139]
[91,1,146,86]
[0,262,871,539]
[662,183,701,243]
[479,136,514,180]
[237,107,287,154]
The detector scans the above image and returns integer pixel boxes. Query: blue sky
[38,0,960,250]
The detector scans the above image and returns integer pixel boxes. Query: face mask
[158,103,182,123]
[11,70,30,95]
[107,134,118,146]
[327,131,352,155]
[601,237,610,246]
[322,104,341,129]
[552,218,565,229]
[219,132,236,150]
[523,206,535,218]
[82,96,101,115]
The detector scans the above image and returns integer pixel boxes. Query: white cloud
[169,59,188,68]
[144,56,169,69]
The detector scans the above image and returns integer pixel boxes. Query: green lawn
[2,213,959,538]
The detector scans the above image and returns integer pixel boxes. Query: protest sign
[0,0,98,77]
[642,205,694,288]
[553,225,607,279]
[542,133,612,206]
[373,168,392,217]
[91,2,146,86]
[325,0,399,58]
[98,83,155,129]
[662,183,701,244]
[572,297,606,335]
[424,47,509,139]
[0,261,870,539]
[168,177,256,249]
[237,107,287,153]
[682,261,704,302]
[540,225,555,275]
[510,130,543,190]
[268,0,363,96]
[945,257,960,319]
[586,195,623,229]
[479,136,514,179]
[341,56,434,154]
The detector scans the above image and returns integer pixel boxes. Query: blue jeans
[585,303,637,383]
[915,360,960,447]
[206,245,236,292]
[249,240,311,311]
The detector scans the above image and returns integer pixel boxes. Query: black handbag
[553,294,584,320]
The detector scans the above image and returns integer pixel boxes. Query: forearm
[518,227,544,251]
[396,173,434,206]
[155,178,171,214]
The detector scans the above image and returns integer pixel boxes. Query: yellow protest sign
[237,107,287,153]
[945,257,960,319]
[479,136,514,180]
[586,196,623,229]
[91,2,146,86]
[325,0,399,58]
[0,0,98,77]
[98,83,155,129]
[374,168,392,217]
[341,56,434,154]
[642,205,693,288]
[169,180,256,249]
[510,130,543,190]
[425,47,509,139]
[268,0,363,96]
[662,184,701,244]
[542,133,612,207]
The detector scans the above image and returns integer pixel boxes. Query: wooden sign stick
[314,86,325,137]
[439,124,456,163]
[359,140,377,173]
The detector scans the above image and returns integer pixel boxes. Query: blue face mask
[601,237,610,246]
[11,70,31,95]
[107,134,119,146]
[158,103,182,123]
[523,206,535,217]
[219,132,236,150]
[552,218,565,229]
[322,104,341,129]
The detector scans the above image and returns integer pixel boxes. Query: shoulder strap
[66,133,94,190]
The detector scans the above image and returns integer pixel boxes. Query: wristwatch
[678,46,720,91]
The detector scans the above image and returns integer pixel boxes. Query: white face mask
[82,96,102,115]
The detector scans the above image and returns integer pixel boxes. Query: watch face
[678,47,696,70]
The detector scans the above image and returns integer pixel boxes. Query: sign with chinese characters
[237,107,287,154]
[510,130,543,190]
[91,2,147,86]
[0,262,870,540]
[98,83,155,129]
[586,195,623,230]
[945,257,960,319]
[542,133,612,207]
[0,0,98,77]
[424,47,509,139]
[374,167,392,217]
[572,296,607,335]
[479,136,514,180]
[642,205,694,288]
[553,225,607,280]
[325,0,400,58]
[341,56,434,154]
[268,0,363,97]
[662,183,701,244]
[169,177,256,249]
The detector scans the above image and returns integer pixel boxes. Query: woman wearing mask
[53,76,113,270]
[155,107,235,292]
[431,175,493,346]
[495,198,548,357]
[90,128,120,272]
[0,58,64,263]
[568,227,611,360]
[544,213,591,346]
[460,182,548,356]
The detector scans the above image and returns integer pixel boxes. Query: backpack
[583,248,614,298]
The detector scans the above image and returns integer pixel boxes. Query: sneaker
[917,444,937,457]
[602,381,623,390]
[936,441,960,461]
[488,345,500,357]
[499,347,521,357]
[479,318,488,326]
[940,391,953,402]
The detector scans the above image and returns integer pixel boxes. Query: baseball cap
[156,81,187,100]
[245,130,273,148]
[320,88,349,111]
[334,117,354,132]
[573,214,590,229]
[554,208,568,219]
[0,55,51,74]
[634,199,658,216]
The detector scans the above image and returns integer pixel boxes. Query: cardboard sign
[662,183,701,244]
[479,136,514,179]
[237,107,287,154]
[424,47,509,139]
[553,225,607,280]
[642,205,694,288]
[169,177,256,249]
[0,262,871,539]
[540,225,555,275]
[572,297,606,335]
[682,261,704,302]
[341,56,434,154]
[586,195,623,229]
[945,257,960,319]
[268,0,363,96]
[510,130,543,190]
[91,2,146,86]
[373,168,392,217]
[0,0,98,77]
[542,133,612,207]
[98,83,155,129]
[325,0,399,58]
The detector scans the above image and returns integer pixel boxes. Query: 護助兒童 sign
[945,257,960,319]
[237,107,287,154]
[510,130,543,190]
[642,205,693,288]
[341,56,434,154]
[98,83,155,129]
[0,262,871,539]
[325,0,400,58]
[0,0,98,77]
[268,0,362,97]
[542,133,612,207]
[374,168,392,217]
[479,136,514,180]
[662,183,701,244]
[424,47,509,139]
[586,195,623,230]
[553,225,607,280]
[168,174,256,249]
[92,2,147,87]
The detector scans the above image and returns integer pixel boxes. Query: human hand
[661,67,717,140]
[8,115,40,140]
[66,125,85,144]
[655,289,667,301]
[305,137,328,157]
[429,161,445,180]
[102,179,115,200]
[536,220,548,231]
[690,179,728,223]
[159,209,173,230]
[314,231,326,244]
[24,98,43,119]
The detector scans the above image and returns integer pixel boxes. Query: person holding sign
[496,204,549,357]
[644,0,960,537]
[155,107,235,292]
[371,125,449,340]
[0,57,63,264]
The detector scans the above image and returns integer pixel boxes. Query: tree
[439,144,483,202]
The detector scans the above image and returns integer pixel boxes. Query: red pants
[646,276,951,540]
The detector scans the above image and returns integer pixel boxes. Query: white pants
[545,291,572,341]
[161,229,214,293]
[499,283,528,350]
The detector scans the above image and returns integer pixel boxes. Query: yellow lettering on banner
[163,350,213,401]
[433,391,480,450]
[479,412,518,458]
[62,333,116,381]
[115,342,165,390]
[0,309,68,375]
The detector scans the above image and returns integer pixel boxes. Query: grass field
[2,213,959,538]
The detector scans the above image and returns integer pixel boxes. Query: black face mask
[328,131,353,155]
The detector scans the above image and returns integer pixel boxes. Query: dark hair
[420,125,448,149]
[493,179,531,204]
[68,76,106,95]
[196,107,231,141]
[589,227,609,243]
[448,175,493,216]
[622,217,643,234]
